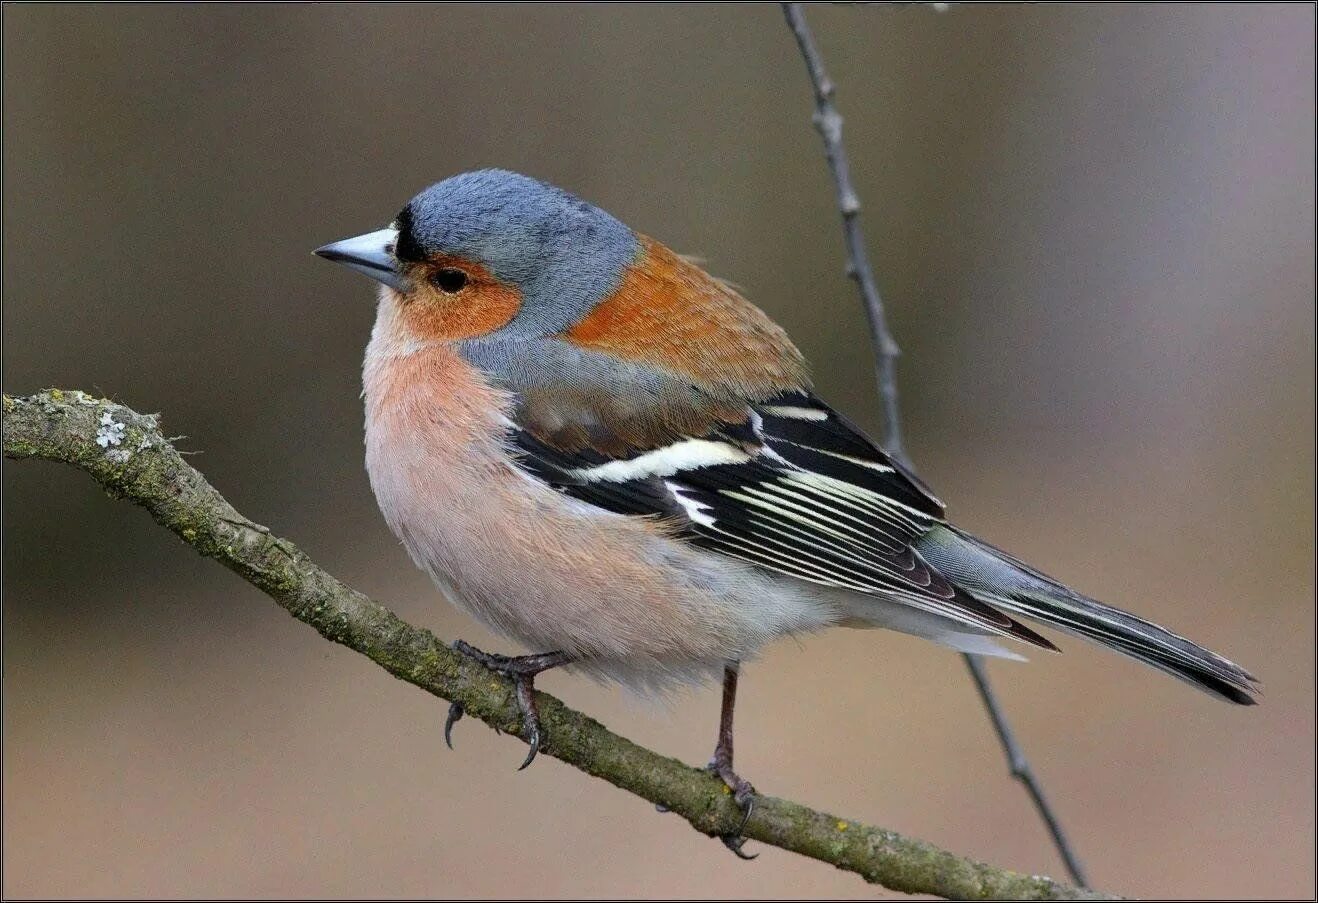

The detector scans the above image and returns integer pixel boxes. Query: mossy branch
[3,390,1117,901]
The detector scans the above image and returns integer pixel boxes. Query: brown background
[3,4,1313,898]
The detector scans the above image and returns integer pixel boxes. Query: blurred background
[3,3,1313,898]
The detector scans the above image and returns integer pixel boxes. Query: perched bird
[316,169,1257,847]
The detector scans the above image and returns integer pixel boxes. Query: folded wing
[511,386,1055,650]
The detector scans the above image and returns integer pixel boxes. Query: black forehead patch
[393,205,425,263]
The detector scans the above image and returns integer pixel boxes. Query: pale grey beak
[314,227,409,292]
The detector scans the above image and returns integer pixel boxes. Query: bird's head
[316,169,639,343]
[318,169,807,430]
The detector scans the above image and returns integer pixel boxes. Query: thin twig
[780,2,1089,888]
[966,655,1090,886]
[3,390,1115,900]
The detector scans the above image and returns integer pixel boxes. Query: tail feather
[915,525,1260,705]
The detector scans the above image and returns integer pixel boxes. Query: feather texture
[340,168,1257,705]
[916,525,1260,704]
[510,382,1260,703]
[512,388,1056,651]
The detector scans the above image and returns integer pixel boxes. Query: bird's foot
[706,755,758,859]
[446,639,572,770]
[443,701,464,749]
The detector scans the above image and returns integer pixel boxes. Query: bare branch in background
[2,390,1116,900]
[780,2,1090,888]
[780,3,906,460]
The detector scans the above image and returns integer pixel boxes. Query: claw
[514,674,543,770]
[448,639,571,771]
[707,758,757,859]
[444,701,464,750]
[452,638,478,657]
[721,833,759,860]
[716,783,757,857]
[731,789,755,835]
[518,722,540,771]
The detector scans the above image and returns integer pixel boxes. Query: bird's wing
[509,384,1055,650]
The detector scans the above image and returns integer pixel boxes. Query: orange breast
[563,235,808,398]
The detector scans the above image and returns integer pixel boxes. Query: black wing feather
[509,389,1053,649]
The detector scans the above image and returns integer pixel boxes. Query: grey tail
[915,524,1260,705]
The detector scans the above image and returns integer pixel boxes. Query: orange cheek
[401,263,522,341]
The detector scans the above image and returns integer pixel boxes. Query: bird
[316,168,1257,851]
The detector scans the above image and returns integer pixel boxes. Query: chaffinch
[316,169,1256,838]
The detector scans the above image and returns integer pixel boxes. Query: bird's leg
[445,639,574,770]
[707,661,758,859]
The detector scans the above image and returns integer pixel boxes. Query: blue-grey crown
[395,170,640,337]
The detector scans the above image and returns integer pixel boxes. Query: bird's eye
[431,268,468,293]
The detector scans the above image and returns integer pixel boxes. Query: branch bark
[3,390,1115,900]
